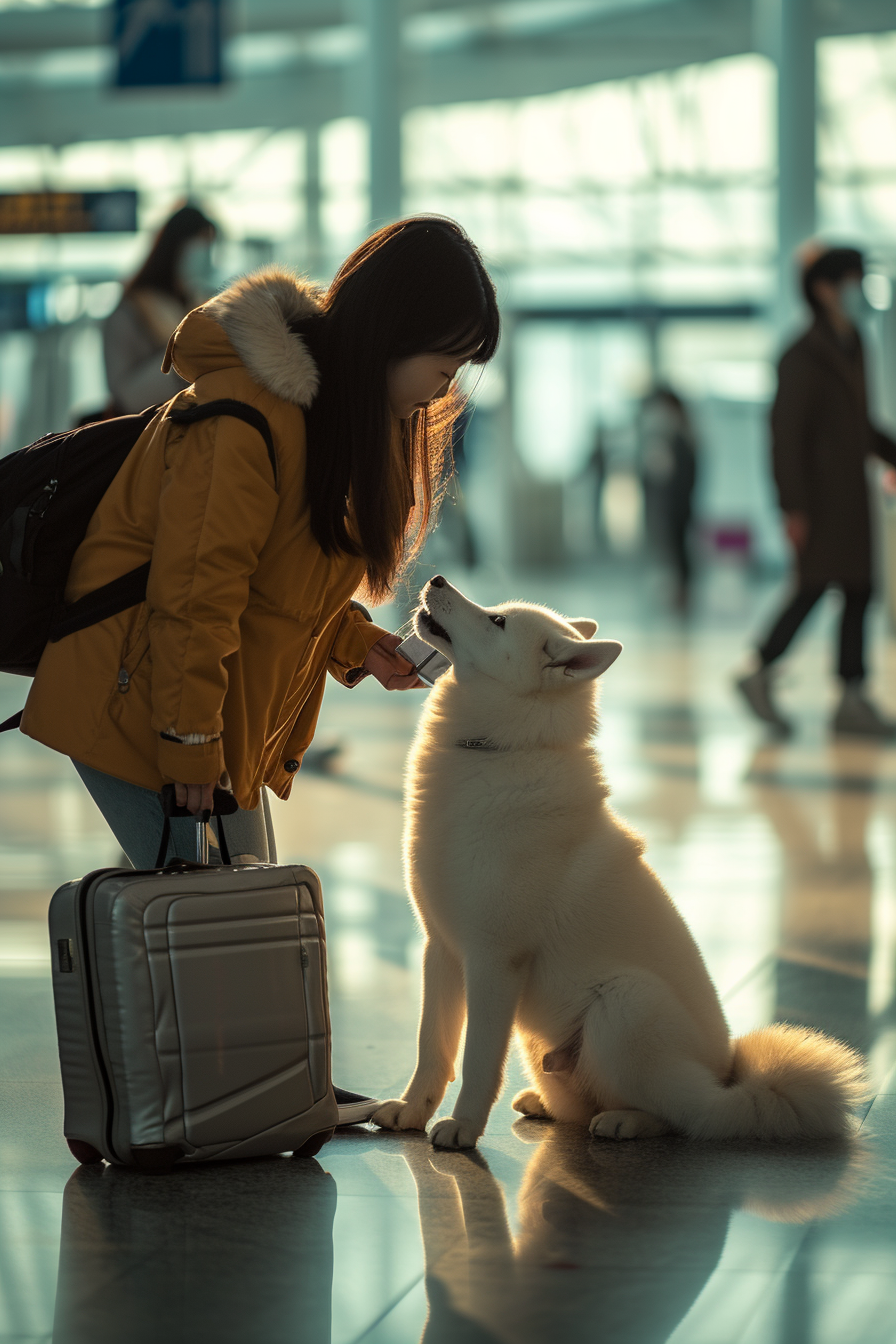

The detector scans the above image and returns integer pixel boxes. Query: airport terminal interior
[2,1,896,1341]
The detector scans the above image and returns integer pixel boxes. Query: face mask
[839,279,868,325]
[180,239,215,291]
[642,403,681,437]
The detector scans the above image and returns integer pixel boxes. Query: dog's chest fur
[403,682,613,950]
[402,670,712,997]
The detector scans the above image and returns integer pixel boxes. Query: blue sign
[114,0,223,89]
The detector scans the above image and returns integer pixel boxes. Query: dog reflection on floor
[398,1123,869,1344]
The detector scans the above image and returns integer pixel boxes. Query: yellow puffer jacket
[21,268,388,809]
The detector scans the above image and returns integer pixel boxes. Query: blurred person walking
[638,386,698,611]
[736,245,896,737]
[104,203,217,414]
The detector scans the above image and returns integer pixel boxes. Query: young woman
[22,214,499,1122]
[103,202,218,414]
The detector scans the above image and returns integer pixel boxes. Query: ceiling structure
[0,0,894,148]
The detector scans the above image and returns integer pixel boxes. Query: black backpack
[0,399,276,712]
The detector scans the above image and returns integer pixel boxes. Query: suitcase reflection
[53,1156,336,1344]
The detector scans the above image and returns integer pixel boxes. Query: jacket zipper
[118,638,151,693]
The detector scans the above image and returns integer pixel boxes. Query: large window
[0,33,893,288]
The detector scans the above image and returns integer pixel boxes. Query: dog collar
[455,737,501,751]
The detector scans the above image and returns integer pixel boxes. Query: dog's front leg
[372,935,465,1132]
[430,954,528,1150]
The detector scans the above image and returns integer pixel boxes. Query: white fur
[202,267,323,407]
[372,579,867,1150]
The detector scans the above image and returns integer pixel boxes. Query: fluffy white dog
[372,577,866,1150]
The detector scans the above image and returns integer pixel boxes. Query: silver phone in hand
[396,633,452,686]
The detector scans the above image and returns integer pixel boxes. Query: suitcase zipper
[75,869,123,1162]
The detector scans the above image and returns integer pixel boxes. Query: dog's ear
[568,618,598,638]
[547,638,622,680]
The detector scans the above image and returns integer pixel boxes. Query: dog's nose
[430,575,446,588]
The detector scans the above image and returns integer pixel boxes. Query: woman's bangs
[429,307,498,366]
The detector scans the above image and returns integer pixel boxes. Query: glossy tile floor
[2,563,896,1344]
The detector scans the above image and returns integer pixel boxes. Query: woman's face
[387,352,466,420]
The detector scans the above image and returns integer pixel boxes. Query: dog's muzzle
[419,609,451,643]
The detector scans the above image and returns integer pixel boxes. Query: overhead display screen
[0,191,138,235]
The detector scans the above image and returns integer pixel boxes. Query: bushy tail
[689,1024,867,1141]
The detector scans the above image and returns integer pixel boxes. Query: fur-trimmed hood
[163,267,324,408]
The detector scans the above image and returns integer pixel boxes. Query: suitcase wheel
[293,1128,335,1160]
[67,1139,104,1165]
[131,1144,182,1173]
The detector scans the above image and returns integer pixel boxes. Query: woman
[104,203,217,413]
[26,212,499,845]
[22,215,500,1120]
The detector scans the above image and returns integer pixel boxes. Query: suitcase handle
[156,784,238,867]
[159,783,240,819]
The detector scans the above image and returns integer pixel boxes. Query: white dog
[372,577,866,1150]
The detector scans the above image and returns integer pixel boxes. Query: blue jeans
[72,762,277,869]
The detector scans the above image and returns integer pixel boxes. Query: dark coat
[771,318,896,588]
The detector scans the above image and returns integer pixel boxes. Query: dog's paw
[589,1109,668,1140]
[370,1099,430,1132]
[429,1116,481,1150]
[512,1089,551,1118]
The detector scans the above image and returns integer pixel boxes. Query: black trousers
[758,583,872,682]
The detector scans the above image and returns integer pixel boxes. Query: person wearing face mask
[103,203,217,414]
[20,215,500,1124]
[736,244,896,736]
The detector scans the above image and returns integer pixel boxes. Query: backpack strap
[50,561,151,643]
[47,401,278,646]
[166,399,278,489]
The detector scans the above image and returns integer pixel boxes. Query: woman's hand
[363,634,425,690]
[174,781,217,815]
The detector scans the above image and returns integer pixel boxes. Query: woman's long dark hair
[125,203,216,304]
[293,216,500,602]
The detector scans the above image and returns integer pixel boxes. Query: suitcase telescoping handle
[157,784,240,868]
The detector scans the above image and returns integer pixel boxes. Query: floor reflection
[52,1158,336,1344]
[396,1123,870,1344]
[746,740,891,1061]
[3,572,896,1343]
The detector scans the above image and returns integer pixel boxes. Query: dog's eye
[489,614,506,628]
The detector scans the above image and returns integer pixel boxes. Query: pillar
[304,125,324,278]
[360,0,402,227]
[757,0,817,337]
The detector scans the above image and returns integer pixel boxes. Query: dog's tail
[687,1024,867,1141]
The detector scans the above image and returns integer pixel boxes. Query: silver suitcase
[49,803,338,1170]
